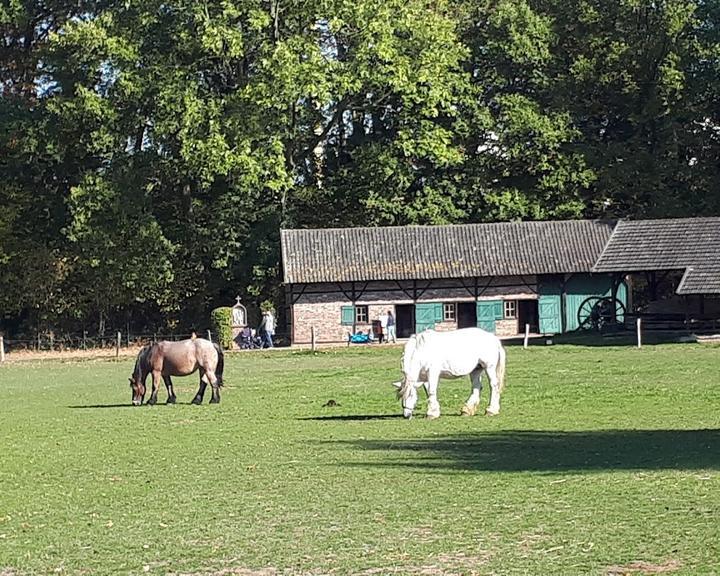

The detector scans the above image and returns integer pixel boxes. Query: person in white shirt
[379,311,389,344]
[259,310,275,348]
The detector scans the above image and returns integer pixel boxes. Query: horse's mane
[133,344,154,380]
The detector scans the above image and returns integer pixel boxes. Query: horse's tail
[213,343,225,387]
[496,342,506,393]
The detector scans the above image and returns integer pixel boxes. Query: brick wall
[288,277,540,344]
[495,319,518,337]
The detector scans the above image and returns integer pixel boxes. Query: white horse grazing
[392,327,506,419]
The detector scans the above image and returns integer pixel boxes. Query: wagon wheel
[577,296,627,331]
[598,296,626,328]
[577,296,603,330]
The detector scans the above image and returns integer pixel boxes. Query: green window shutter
[435,303,444,323]
[494,301,504,320]
[341,306,354,325]
[477,300,502,333]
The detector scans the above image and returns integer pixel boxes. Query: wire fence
[0,329,291,359]
[0,331,201,354]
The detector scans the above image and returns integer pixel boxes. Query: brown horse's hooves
[191,398,202,405]
[209,398,220,404]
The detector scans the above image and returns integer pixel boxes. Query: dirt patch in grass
[605,559,683,575]
[169,569,281,576]
[171,552,493,576]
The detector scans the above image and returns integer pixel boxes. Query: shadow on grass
[68,403,136,409]
[67,402,204,409]
[329,429,720,472]
[299,414,400,421]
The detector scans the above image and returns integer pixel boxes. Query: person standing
[379,310,389,344]
[259,309,275,348]
[386,309,396,343]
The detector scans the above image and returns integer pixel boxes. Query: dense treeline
[2,0,719,338]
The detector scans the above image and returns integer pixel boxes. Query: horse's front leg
[163,375,177,404]
[147,370,161,405]
[191,370,208,405]
[425,371,441,420]
[461,368,484,416]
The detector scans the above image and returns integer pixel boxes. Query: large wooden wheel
[577,296,626,331]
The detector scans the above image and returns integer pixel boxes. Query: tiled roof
[593,217,720,273]
[677,265,720,295]
[281,220,616,284]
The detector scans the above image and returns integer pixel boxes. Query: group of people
[375,309,396,344]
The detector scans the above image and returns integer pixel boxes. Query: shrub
[210,307,233,350]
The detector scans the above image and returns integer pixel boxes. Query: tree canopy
[1,0,719,337]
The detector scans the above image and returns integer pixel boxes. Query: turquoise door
[476,300,503,333]
[415,303,443,333]
[538,277,562,334]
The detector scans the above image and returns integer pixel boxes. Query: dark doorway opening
[517,300,539,333]
[395,304,415,338]
[457,302,477,329]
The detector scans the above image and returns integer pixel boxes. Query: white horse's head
[392,334,425,419]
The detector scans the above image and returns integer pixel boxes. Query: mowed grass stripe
[0,343,718,575]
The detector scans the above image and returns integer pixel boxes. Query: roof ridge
[280,218,616,234]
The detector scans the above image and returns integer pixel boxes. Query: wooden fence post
[523,323,530,349]
[636,318,642,349]
[311,326,316,352]
[207,330,212,342]
[0,336,5,363]
[116,331,121,359]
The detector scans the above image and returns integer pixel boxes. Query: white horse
[392,327,506,419]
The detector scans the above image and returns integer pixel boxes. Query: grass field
[1,342,719,576]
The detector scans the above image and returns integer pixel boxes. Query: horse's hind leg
[163,375,177,404]
[461,368,484,416]
[192,371,208,405]
[207,370,220,404]
[485,363,501,416]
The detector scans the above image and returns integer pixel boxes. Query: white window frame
[443,303,456,322]
[503,300,517,319]
[355,305,369,324]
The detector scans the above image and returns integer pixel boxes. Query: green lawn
[1,343,719,576]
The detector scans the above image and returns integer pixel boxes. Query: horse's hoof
[166,397,176,405]
[191,397,202,405]
[461,404,477,416]
[485,408,499,416]
[147,398,157,406]
[209,398,220,404]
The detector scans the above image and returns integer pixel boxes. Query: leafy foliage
[210,306,234,350]
[1,0,719,335]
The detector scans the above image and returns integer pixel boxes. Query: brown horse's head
[129,344,151,405]
[129,375,145,406]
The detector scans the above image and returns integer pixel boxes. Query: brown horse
[129,338,224,405]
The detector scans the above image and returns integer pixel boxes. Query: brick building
[280,217,720,345]
[280,220,626,345]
